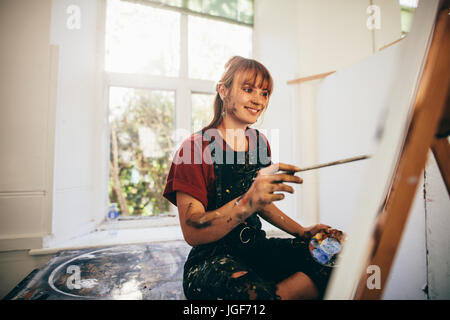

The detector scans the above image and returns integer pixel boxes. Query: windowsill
[29,219,289,256]
[98,215,180,230]
[29,224,185,256]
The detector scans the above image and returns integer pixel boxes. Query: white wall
[0,0,56,298]
[0,0,54,251]
[47,0,106,246]
[424,150,450,299]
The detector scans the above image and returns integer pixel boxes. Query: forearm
[183,196,254,246]
[259,203,305,238]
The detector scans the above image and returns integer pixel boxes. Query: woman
[163,56,337,300]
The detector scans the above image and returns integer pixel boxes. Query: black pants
[183,237,334,300]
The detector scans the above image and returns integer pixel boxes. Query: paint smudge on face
[228,104,238,116]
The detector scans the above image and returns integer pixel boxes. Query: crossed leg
[184,254,321,300]
[276,272,319,300]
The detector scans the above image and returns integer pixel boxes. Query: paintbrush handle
[297,155,371,172]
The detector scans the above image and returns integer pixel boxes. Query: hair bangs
[239,62,273,95]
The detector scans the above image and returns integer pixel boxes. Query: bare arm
[259,203,305,238]
[259,203,332,239]
[176,191,251,246]
[176,163,303,246]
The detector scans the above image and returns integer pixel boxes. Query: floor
[4,241,191,300]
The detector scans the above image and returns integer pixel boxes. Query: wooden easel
[354,3,450,300]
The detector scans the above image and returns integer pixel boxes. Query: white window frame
[100,0,233,228]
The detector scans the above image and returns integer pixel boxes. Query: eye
[262,92,269,97]
[243,87,252,93]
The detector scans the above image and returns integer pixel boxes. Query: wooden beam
[287,71,336,85]
[356,7,450,300]
[378,35,406,51]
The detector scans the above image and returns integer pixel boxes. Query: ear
[217,82,229,101]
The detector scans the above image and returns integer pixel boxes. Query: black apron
[183,128,271,268]
[182,128,333,300]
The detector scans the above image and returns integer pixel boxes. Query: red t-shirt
[163,127,271,210]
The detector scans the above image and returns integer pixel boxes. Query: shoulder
[173,131,216,165]
[176,132,209,154]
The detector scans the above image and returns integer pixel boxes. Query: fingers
[276,163,301,173]
[253,163,303,207]
[269,183,295,194]
[270,173,303,184]
[269,193,285,202]
[260,163,300,175]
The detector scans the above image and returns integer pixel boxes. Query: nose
[251,91,267,107]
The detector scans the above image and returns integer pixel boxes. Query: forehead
[234,70,270,90]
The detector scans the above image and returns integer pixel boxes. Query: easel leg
[431,137,450,196]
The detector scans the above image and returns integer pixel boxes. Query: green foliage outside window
[109,89,175,216]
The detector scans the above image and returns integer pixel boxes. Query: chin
[243,118,258,125]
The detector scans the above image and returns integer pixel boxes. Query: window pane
[400,7,415,34]
[109,87,175,217]
[152,0,254,25]
[188,15,252,81]
[105,0,180,76]
[192,93,215,132]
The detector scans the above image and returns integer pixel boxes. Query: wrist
[235,194,254,217]
[295,226,307,239]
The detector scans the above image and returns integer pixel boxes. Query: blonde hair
[202,56,273,131]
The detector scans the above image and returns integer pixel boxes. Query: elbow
[182,230,201,247]
[184,237,206,247]
[184,235,198,247]
[182,230,212,247]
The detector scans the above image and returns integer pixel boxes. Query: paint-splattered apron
[183,130,333,300]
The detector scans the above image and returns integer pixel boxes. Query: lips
[244,106,260,114]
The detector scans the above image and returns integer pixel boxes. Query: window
[399,0,418,35]
[105,0,180,76]
[188,15,253,81]
[109,87,175,217]
[104,0,253,218]
[191,93,215,132]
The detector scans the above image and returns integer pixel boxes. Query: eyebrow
[241,81,269,91]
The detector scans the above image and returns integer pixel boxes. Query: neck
[217,119,249,151]
[219,115,248,132]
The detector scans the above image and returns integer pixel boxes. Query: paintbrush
[283,155,371,174]
[297,155,371,172]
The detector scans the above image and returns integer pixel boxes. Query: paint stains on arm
[184,203,227,229]
[184,203,212,229]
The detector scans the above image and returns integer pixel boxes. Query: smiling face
[220,69,271,126]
